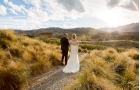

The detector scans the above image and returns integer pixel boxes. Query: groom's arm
[66,39,69,46]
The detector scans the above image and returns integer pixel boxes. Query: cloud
[23,0,41,8]
[107,0,139,11]
[9,8,18,15]
[121,0,139,11]
[27,8,49,22]
[4,0,26,14]
[107,0,120,8]
[3,0,8,4]
[0,4,7,15]
[57,0,85,13]
[42,0,86,21]
[8,2,24,13]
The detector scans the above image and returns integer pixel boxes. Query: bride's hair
[72,33,77,39]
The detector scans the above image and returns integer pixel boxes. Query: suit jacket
[60,37,69,51]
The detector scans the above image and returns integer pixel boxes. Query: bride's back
[70,39,78,46]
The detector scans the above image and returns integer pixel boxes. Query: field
[0,29,139,90]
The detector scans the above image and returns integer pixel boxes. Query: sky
[0,0,139,30]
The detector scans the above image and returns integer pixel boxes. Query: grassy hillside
[91,32,139,41]
[0,30,139,90]
[0,30,61,89]
[64,48,139,90]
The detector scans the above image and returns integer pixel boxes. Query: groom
[60,33,69,65]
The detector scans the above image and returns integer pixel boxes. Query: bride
[63,33,80,73]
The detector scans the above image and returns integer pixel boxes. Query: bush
[80,44,106,50]
[115,48,125,53]
[39,38,60,45]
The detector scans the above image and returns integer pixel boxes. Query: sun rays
[98,8,124,27]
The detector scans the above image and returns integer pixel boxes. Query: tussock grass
[126,49,139,60]
[0,50,5,59]
[0,30,61,89]
[48,50,61,66]
[30,59,51,76]
[22,50,32,62]
[0,38,12,49]
[0,30,16,49]
[9,45,22,58]
[64,47,139,90]
[102,48,118,61]
[0,67,26,90]
[0,30,15,41]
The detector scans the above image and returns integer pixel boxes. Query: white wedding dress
[63,40,80,73]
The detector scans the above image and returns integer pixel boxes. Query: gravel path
[26,53,85,90]
[27,66,77,90]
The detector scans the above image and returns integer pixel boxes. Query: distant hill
[14,23,139,41]
[14,23,139,36]
[14,27,96,36]
[99,23,139,32]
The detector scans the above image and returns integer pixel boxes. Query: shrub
[80,44,106,50]
[115,48,125,53]
[39,38,60,45]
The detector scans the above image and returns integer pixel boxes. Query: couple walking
[60,33,80,73]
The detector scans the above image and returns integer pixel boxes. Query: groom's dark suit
[60,37,69,65]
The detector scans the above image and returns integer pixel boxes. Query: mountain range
[14,23,139,36]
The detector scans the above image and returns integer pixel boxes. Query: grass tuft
[127,49,139,60]
[0,68,25,90]
[102,48,118,61]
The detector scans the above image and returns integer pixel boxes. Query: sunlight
[98,8,124,27]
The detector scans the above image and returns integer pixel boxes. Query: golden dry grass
[64,48,139,90]
[0,30,138,90]
[0,30,62,89]
[126,49,139,60]
[0,67,26,90]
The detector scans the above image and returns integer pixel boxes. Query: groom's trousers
[61,50,68,64]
